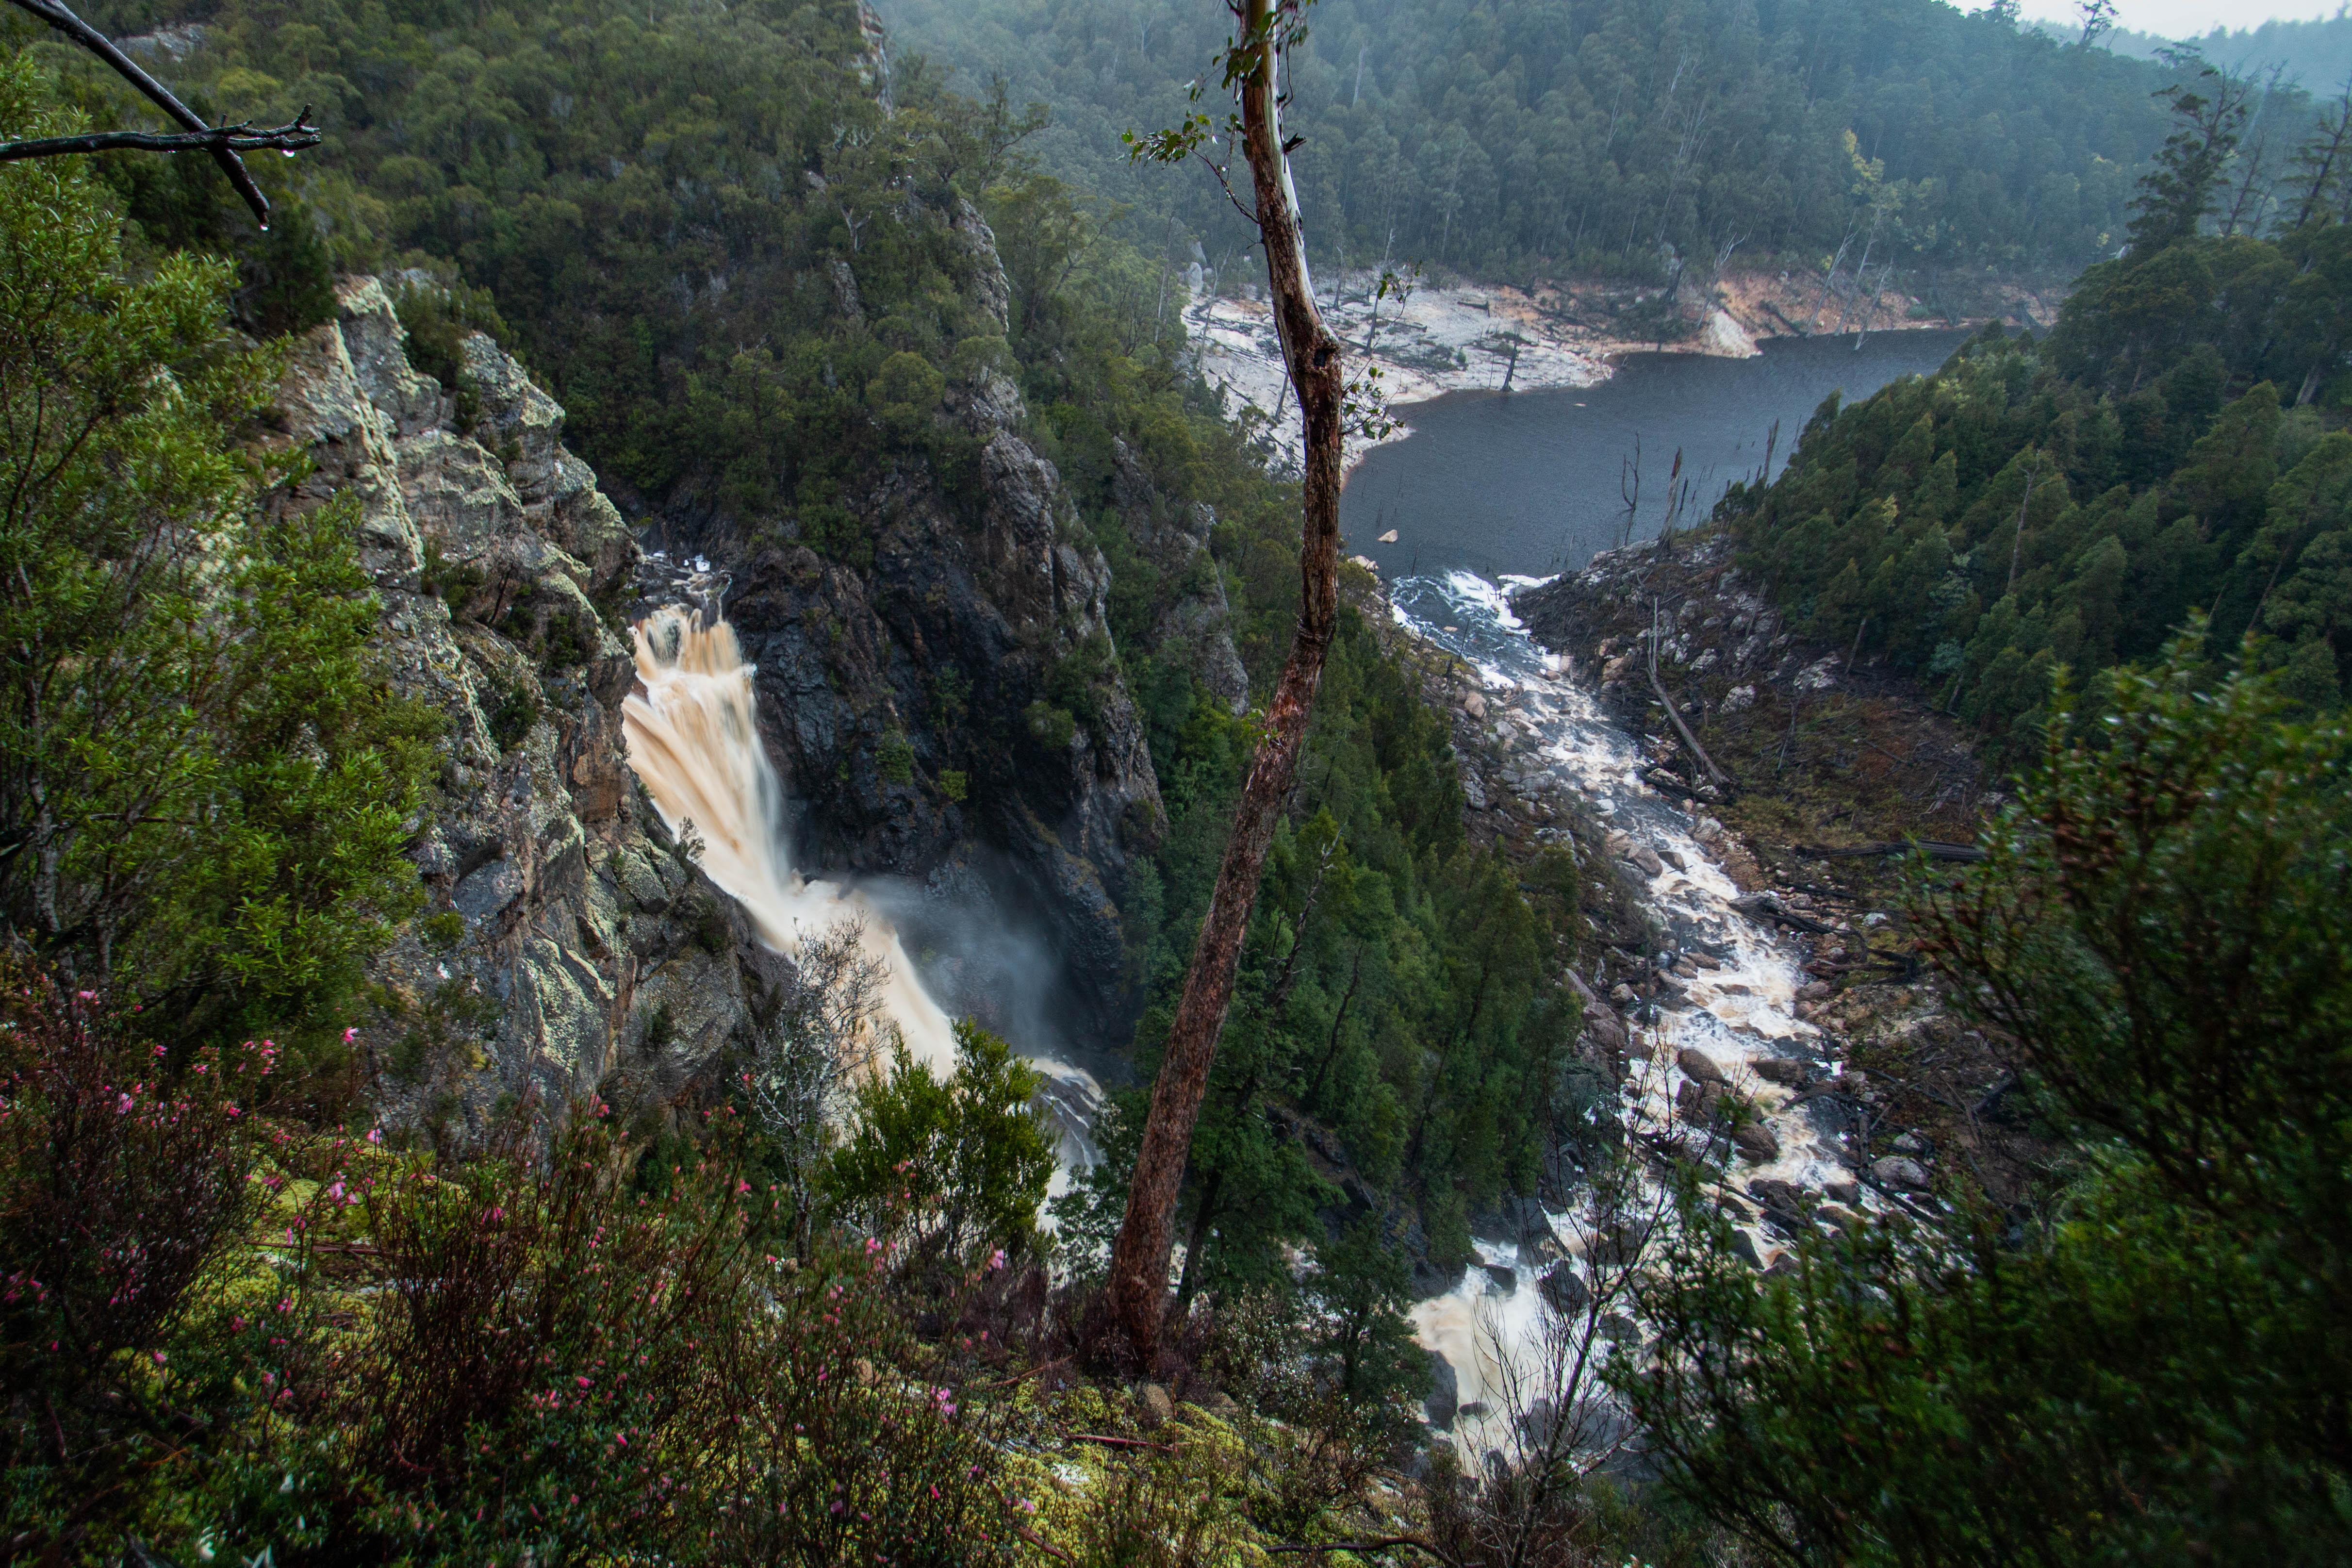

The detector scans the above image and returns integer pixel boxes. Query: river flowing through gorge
[1393,569,1865,1468]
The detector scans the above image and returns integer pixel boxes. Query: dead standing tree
[0,0,319,227]
[1106,0,1351,1360]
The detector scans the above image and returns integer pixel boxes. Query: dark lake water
[1340,329,1972,581]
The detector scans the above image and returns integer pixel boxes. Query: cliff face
[708,205,1168,1045]
[276,237,1185,1122]
[273,278,778,1134]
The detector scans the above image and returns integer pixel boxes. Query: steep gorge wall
[271,231,1215,1126]
[273,278,784,1136]
[677,202,1175,1049]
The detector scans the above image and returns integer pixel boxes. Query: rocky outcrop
[713,208,1167,1043]
[272,277,767,1136]
[1111,436,1250,714]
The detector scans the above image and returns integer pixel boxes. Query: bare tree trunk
[1105,0,1349,1360]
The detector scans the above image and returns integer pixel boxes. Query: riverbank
[1184,265,2064,472]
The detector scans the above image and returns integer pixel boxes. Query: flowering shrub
[0,969,282,1553]
[194,1106,1021,1566]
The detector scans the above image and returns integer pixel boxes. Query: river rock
[1750,1056,1810,1087]
[1675,1079,1727,1122]
[1483,1262,1518,1293]
[1540,1264,1590,1315]
[1872,1155,1932,1190]
[1424,1352,1459,1429]
[1733,1121,1782,1162]
[1676,1047,1727,1084]
[1824,1178,1862,1205]
[1627,843,1665,877]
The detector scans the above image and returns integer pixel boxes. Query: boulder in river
[1675,1079,1727,1122]
[1540,1263,1591,1315]
[1824,1178,1862,1205]
[1425,1351,1459,1429]
[1733,1120,1782,1162]
[1483,1262,1518,1293]
[1751,1056,1810,1087]
[1676,1047,1727,1084]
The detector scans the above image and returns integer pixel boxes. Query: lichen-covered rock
[272,277,761,1136]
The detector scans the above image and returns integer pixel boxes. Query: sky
[2014,0,2345,39]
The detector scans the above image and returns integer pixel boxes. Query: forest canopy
[1723,210,2352,758]
[879,0,2242,288]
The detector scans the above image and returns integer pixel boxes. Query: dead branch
[2,0,309,226]
[0,113,320,163]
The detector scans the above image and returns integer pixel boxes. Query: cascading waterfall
[1391,569,1862,1465]
[621,607,960,1075]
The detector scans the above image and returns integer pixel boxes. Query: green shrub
[820,1021,1057,1276]
[485,681,539,751]
[418,910,466,950]
[1026,700,1077,751]
[878,727,917,785]
[939,768,969,803]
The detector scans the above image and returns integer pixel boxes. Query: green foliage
[1623,638,2352,1564]
[0,92,436,1049]
[1026,698,1079,750]
[878,726,917,785]
[1,969,1025,1565]
[938,767,970,802]
[484,679,541,752]
[886,0,2213,281]
[42,0,1053,564]
[820,1021,1058,1274]
[1303,1214,1424,1430]
[1723,105,2352,762]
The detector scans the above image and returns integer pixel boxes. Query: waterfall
[621,608,960,1075]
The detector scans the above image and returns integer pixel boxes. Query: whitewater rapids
[1392,568,1859,1466]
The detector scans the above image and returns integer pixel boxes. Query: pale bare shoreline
[1184,266,2060,474]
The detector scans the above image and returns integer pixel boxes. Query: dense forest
[6,0,2352,1562]
[881,0,2233,290]
[2099,11,2352,94]
[1722,65,2352,759]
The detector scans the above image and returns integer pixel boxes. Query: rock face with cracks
[707,202,1168,1046]
[272,277,776,1134]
